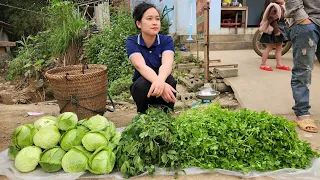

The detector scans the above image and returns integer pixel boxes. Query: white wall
[176,0,221,35]
[132,0,221,35]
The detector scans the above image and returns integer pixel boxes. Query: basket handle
[59,89,116,114]
[82,63,89,74]
[106,90,115,112]
[65,73,70,81]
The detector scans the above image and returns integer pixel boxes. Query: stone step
[180,34,254,43]
[186,41,253,51]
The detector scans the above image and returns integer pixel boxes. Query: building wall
[175,0,221,35]
[131,0,221,35]
[246,0,264,26]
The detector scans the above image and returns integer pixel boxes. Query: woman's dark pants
[130,75,176,113]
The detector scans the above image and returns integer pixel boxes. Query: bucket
[45,64,109,119]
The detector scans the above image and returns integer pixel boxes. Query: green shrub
[6,34,49,80]
[6,0,87,80]
[160,16,169,35]
[108,75,132,96]
[85,8,137,83]
[45,0,87,57]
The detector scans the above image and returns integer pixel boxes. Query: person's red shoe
[260,65,273,71]
[276,65,291,71]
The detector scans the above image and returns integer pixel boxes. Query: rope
[59,89,115,114]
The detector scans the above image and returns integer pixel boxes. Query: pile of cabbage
[8,112,121,174]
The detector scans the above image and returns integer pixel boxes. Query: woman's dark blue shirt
[126,34,175,81]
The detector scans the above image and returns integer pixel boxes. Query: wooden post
[127,0,130,12]
[203,1,210,83]
[196,39,199,60]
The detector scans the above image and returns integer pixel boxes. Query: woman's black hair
[132,2,159,30]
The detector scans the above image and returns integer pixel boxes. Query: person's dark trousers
[130,75,176,113]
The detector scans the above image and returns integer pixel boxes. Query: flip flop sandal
[295,119,318,133]
[276,65,291,71]
[260,65,273,71]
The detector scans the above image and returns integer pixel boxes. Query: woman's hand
[275,32,281,36]
[147,78,165,98]
[161,83,177,103]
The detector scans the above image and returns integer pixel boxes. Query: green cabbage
[33,126,61,149]
[107,131,121,151]
[39,147,66,172]
[56,112,78,131]
[61,146,91,173]
[8,145,20,160]
[82,115,109,131]
[12,124,37,149]
[88,146,116,174]
[82,132,108,151]
[104,121,116,140]
[15,146,42,172]
[34,116,57,130]
[60,128,86,151]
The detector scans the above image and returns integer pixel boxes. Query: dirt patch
[0,77,55,104]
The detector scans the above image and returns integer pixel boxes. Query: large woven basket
[45,64,108,120]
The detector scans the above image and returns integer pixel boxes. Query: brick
[178,76,204,92]
[177,92,197,102]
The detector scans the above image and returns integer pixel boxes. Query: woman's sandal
[276,65,291,71]
[295,119,318,133]
[260,65,273,71]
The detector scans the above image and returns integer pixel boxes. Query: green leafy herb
[173,104,319,173]
[115,108,177,178]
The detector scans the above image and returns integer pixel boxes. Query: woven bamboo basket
[45,64,108,120]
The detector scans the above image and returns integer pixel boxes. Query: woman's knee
[166,75,176,88]
[131,76,151,93]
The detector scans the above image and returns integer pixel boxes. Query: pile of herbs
[173,104,319,173]
[115,108,178,178]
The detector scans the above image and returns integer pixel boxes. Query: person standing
[285,0,320,132]
[259,0,291,71]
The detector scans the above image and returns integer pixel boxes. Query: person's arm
[148,36,176,98]
[159,36,177,103]
[126,37,165,98]
[158,51,176,103]
[158,51,174,82]
[158,36,175,81]
[268,6,281,36]
[285,0,310,24]
[130,53,159,83]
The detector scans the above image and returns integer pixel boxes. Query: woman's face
[136,7,160,36]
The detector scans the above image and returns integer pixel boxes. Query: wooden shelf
[0,41,16,47]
